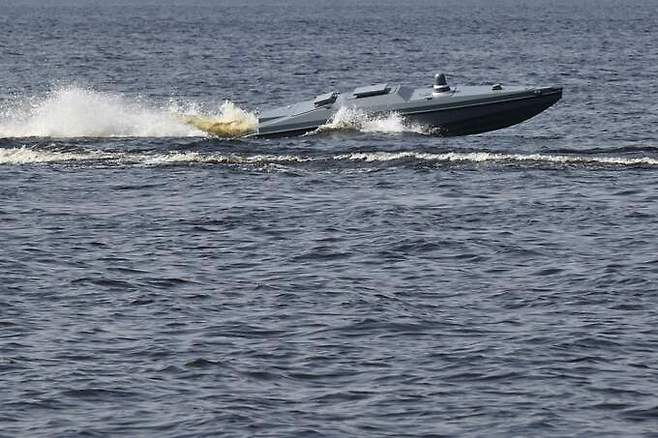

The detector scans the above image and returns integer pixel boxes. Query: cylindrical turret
[433,73,451,93]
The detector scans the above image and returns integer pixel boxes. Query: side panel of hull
[405,91,562,136]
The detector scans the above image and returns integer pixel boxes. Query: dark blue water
[2,0,658,436]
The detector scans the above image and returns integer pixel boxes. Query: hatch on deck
[314,91,338,106]
[353,83,390,98]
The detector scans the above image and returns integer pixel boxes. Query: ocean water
[2,0,658,436]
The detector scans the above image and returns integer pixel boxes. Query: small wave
[2,146,657,168]
[317,107,425,134]
[0,86,257,138]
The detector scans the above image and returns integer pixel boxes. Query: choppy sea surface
[2,0,658,436]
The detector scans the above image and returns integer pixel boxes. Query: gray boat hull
[255,76,562,137]
[415,87,563,136]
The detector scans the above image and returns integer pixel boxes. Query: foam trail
[0,146,113,164]
[318,107,424,134]
[0,146,309,166]
[0,87,257,138]
[333,151,658,166]
[137,151,309,166]
[1,146,657,167]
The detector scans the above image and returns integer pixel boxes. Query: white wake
[2,147,657,167]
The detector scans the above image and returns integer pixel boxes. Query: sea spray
[317,106,425,135]
[180,101,258,137]
[0,87,257,138]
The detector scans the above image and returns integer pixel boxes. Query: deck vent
[353,83,390,98]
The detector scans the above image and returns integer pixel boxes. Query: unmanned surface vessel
[256,73,562,137]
